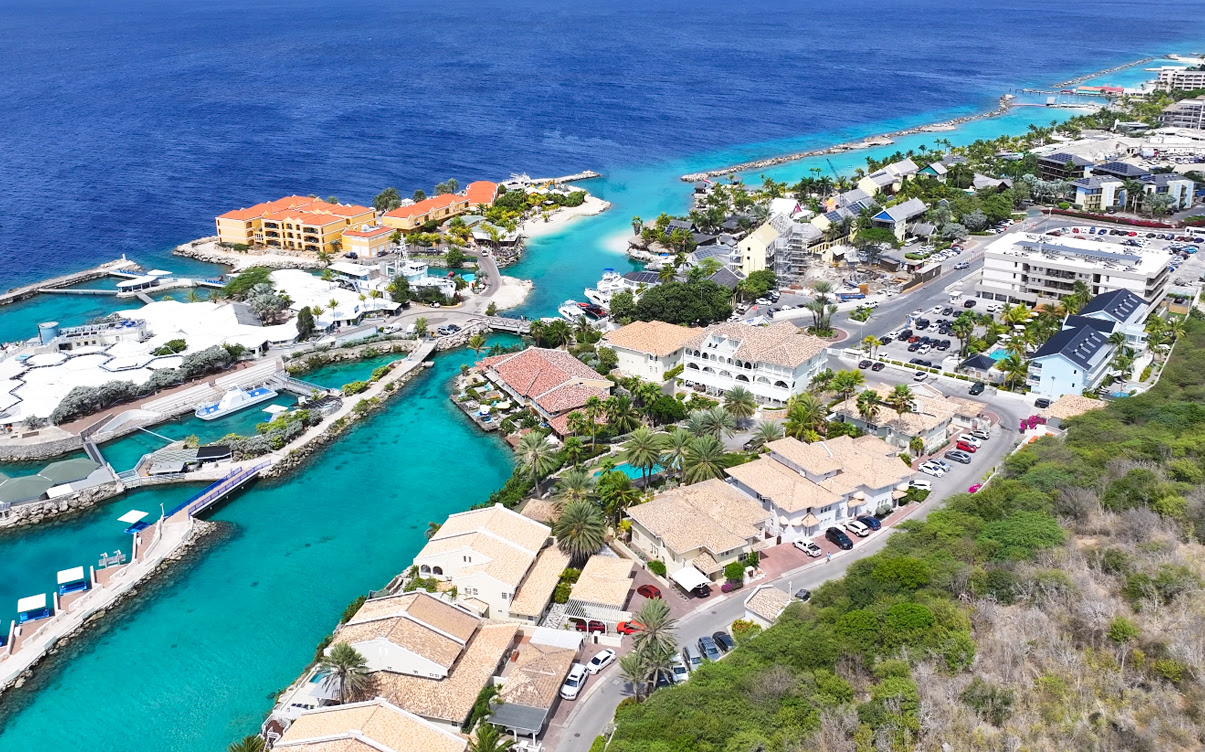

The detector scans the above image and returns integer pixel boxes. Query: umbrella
[38,458,101,485]
[0,476,55,504]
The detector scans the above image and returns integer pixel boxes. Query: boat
[558,300,586,321]
[195,386,279,421]
[584,269,624,307]
[577,302,608,319]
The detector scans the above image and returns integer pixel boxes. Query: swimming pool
[987,348,1008,362]
[460,273,476,283]
[594,462,663,479]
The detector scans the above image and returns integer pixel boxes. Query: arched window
[736,374,750,382]
[687,362,700,370]
[774,380,788,389]
[419,565,431,575]
[432,566,444,576]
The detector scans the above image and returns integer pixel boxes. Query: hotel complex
[215,196,375,254]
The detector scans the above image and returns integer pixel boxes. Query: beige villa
[601,320,701,381]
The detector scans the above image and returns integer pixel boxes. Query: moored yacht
[558,300,587,321]
[196,386,279,421]
[584,268,624,307]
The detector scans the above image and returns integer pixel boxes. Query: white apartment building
[1157,67,1205,92]
[975,233,1171,309]
[601,320,702,381]
[1161,96,1205,131]
[680,321,829,406]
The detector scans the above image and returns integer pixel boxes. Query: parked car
[587,620,605,633]
[560,664,588,700]
[878,336,892,346]
[826,526,854,550]
[955,441,978,453]
[698,635,722,661]
[690,582,712,598]
[858,359,872,369]
[637,584,662,599]
[946,449,973,464]
[919,461,946,477]
[913,371,928,382]
[963,300,977,308]
[712,631,736,652]
[970,429,991,441]
[682,643,703,671]
[909,478,932,491]
[616,620,643,635]
[793,539,823,557]
[586,649,617,674]
[957,434,982,448]
[795,588,812,602]
[844,519,870,537]
[671,658,690,684]
[969,381,986,395]
[1035,397,1051,408]
[871,362,885,372]
[856,514,882,531]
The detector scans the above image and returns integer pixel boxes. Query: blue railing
[183,461,271,517]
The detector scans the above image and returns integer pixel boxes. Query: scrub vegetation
[609,312,1205,751]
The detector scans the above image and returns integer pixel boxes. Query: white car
[865,300,880,308]
[908,479,932,491]
[586,649,616,675]
[957,434,982,448]
[560,664,588,700]
[919,462,946,478]
[671,658,690,684]
[917,344,931,354]
[844,520,870,537]
[793,539,823,557]
[953,261,969,270]
[933,305,944,312]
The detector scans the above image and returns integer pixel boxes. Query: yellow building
[341,224,395,258]
[381,194,470,232]
[215,196,375,254]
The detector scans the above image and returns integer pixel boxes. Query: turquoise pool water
[460,273,476,283]
[594,462,663,479]
[987,348,1008,362]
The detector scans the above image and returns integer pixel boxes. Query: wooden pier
[482,316,531,335]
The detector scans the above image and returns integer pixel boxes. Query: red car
[616,621,644,635]
[636,584,662,599]
[955,441,977,453]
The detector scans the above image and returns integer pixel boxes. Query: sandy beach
[519,194,611,239]
[490,276,533,310]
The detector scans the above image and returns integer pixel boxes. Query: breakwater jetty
[1049,56,1156,88]
[0,257,141,307]
[531,170,601,184]
[679,95,1014,181]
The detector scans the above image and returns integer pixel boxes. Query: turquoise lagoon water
[298,353,409,390]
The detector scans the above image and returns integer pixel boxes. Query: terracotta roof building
[479,347,612,437]
[830,384,986,455]
[275,698,467,752]
[743,585,793,628]
[490,628,583,736]
[381,194,470,232]
[626,479,770,582]
[680,322,829,406]
[602,320,702,381]
[465,181,500,208]
[216,196,375,254]
[337,592,480,679]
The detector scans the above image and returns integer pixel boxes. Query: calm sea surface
[1,0,1204,748]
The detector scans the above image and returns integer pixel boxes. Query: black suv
[969,381,986,395]
[826,526,854,550]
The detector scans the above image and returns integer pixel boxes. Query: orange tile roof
[465,181,499,206]
[265,209,347,226]
[308,200,374,217]
[384,194,467,220]
[218,195,318,221]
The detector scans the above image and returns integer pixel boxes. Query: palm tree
[908,436,925,459]
[425,521,442,540]
[605,395,641,434]
[186,289,201,303]
[583,396,604,447]
[228,736,266,752]
[784,392,825,440]
[468,333,486,356]
[950,315,975,357]
[682,435,727,484]
[553,500,607,566]
[562,436,585,468]
[555,468,596,505]
[683,411,710,438]
[657,264,677,284]
[885,384,914,417]
[1168,316,1187,344]
[1063,281,1092,315]
[631,598,678,658]
[659,428,694,483]
[699,405,736,439]
[516,431,557,495]
[995,353,1029,391]
[723,386,757,427]
[855,389,880,426]
[468,723,514,752]
[619,650,653,702]
[808,368,836,396]
[748,420,784,450]
[1107,331,1126,349]
[318,643,370,704]
[830,370,866,403]
[622,427,666,486]
[598,470,643,524]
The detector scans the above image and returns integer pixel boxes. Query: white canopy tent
[670,566,710,593]
[56,566,85,586]
[117,510,149,525]
[17,593,47,612]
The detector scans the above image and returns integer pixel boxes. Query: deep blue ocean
[2,1,1205,750]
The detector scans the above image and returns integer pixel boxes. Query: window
[432,566,444,576]
[419,565,431,575]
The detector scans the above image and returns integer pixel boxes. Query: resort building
[478,348,613,436]
[1156,67,1205,92]
[215,196,375,254]
[857,158,919,196]
[829,385,987,455]
[381,194,470,232]
[626,478,770,584]
[743,585,793,629]
[1036,152,1095,182]
[1140,173,1195,210]
[735,222,780,276]
[974,233,1171,308]
[728,435,911,543]
[335,592,482,681]
[1072,176,1125,211]
[564,555,634,633]
[679,322,829,406]
[1077,288,1150,346]
[506,546,571,625]
[770,216,826,281]
[1162,95,1205,131]
[464,181,500,208]
[869,198,928,241]
[411,504,554,621]
[601,320,701,381]
[1090,161,1149,181]
[341,224,395,258]
[489,628,584,738]
[273,698,468,752]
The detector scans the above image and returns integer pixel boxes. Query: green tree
[318,642,370,704]
[682,434,728,483]
[608,291,638,322]
[555,468,596,505]
[631,598,678,658]
[606,395,642,434]
[598,469,643,524]
[468,333,486,356]
[856,389,880,425]
[886,384,914,416]
[724,386,758,427]
[446,246,466,268]
[227,736,266,752]
[633,281,732,325]
[414,317,429,338]
[622,426,667,486]
[784,392,826,440]
[699,405,737,439]
[468,722,514,752]
[831,369,866,403]
[748,420,784,449]
[659,428,694,483]
[583,395,604,447]
[373,187,402,212]
[296,306,315,339]
[516,431,557,495]
[553,500,607,566]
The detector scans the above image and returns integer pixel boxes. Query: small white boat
[558,300,586,321]
[195,386,279,421]
[584,269,624,307]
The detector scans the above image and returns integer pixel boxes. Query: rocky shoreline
[679,94,1015,182]
[173,237,324,271]
[1049,56,1156,88]
[0,482,127,532]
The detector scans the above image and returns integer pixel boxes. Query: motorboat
[558,300,587,321]
[195,386,279,421]
[584,268,624,307]
[577,302,608,319]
